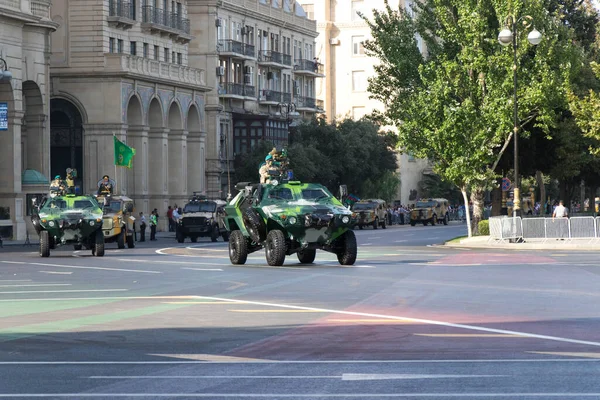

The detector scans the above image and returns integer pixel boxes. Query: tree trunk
[470,187,485,236]
[491,184,502,217]
[536,171,545,210]
[461,186,472,238]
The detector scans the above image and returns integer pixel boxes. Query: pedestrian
[552,200,569,239]
[139,212,147,242]
[150,210,158,241]
[167,206,174,232]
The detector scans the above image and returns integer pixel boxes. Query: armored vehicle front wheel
[410,221,416,227]
[297,249,316,264]
[74,244,82,251]
[432,215,438,225]
[94,230,105,257]
[222,231,230,242]
[229,230,248,265]
[381,218,387,229]
[243,208,266,243]
[127,234,135,248]
[265,230,286,266]
[39,230,50,258]
[176,228,185,243]
[443,214,449,225]
[211,225,219,242]
[190,236,198,243]
[336,230,357,266]
[373,218,378,229]
[117,230,126,249]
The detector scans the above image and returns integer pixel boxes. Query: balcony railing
[30,0,51,18]
[294,59,324,75]
[282,92,292,103]
[141,5,190,35]
[244,85,256,97]
[0,0,20,9]
[105,54,205,87]
[260,90,282,103]
[218,40,255,58]
[296,96,317,109]
[219,83,244,96]
[108,0,133,19]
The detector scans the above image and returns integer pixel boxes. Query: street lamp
[276,102,300,144]
[498,16,542,218]
[0,58,12,81]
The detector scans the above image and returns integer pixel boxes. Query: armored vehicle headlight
[48,221,55,227]
[96,218,102,222]
[90,221,95,226]
[288,216,297,224]
[342,216,350,224]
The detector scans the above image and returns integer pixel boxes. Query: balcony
[104,54,206,88]
[259,89,283,104]
[141,5,193,43]
[108,0,135,29]
[296,96,318,111]
[218,40,256,60]
[257,50,292,69]
[293,59,325,77]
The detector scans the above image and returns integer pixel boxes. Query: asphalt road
[1,223,600,399]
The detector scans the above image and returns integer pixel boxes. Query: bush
[478,219,489,236]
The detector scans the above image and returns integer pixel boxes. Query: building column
[187,132,205,195]
[205,104,222,199]
[127,125,150,215]
[83,123,127,195]
[148,127,169,231]
[168,129,188,207]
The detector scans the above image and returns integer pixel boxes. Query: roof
[22,169,49,185]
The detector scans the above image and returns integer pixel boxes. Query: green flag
[114,136,136,168]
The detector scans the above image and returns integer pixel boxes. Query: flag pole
[114,135,118,194]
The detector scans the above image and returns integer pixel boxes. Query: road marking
[359,243,372,246]
[2,393,600,398]
[368,237,382,239]
[161,301,238,305]
[415,334,528,338]
[0,295,207,302]
[0,279,31,282]
[226,281,247,290]
[341,373,503,381]
[1,261,26,265]
[181,267,224,271]
[87,373,503,380]
[28,262,161,274]
[0,284,71,288]
[39,271,73,275]
[528,352,600,359]
[0,289,128,295]
[189,295,600,348]
[326,319,412,324]
[394,240,407,243]
[229,309,329,313]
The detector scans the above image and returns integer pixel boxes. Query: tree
[362,0,581,236]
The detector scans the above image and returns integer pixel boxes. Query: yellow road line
[326,319,412,323]
[415,334,528,338]
[528,351,600,359]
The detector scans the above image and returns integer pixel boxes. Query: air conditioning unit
[295,86,300,95]
[329,38,340,45]
[266,71,274,80]
[215,19,222,27]
[244,66,252,74]
[216,66,225,76]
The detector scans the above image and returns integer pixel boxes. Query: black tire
[243,208,266,243]
[222,231,230,242]
[381,218,387,229]
[74,244,82,251]
[373,218,378,229]
[358,225,363,230]
[297,248,316,264]
[94,230,105,257]
[39,230,50,257]
[410,221,416,227]
[336,230,357,266]
[211,225,219,242]
[229,230,248,265]
[117,230,125,249]
[190,236,198,243]
[126,234,135,248]
[176,227,185,243]
[432,215,438,225]
[422,221,428,226]
[49,236,56,249]
[443,214,449,225]
[265,230,286,266]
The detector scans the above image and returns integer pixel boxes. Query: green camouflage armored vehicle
[31,194,105,257]
[223,181,357,266]
[98,195,135,249]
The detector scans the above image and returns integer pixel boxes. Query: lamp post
[498,16,542,218]
[277,102,299,144]
[0,58,12,81]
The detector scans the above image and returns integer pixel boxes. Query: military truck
[98,195,135,249]
[176,193,229,243]
[31,194,105,257]
[351,199,387,229]
[223,181,357,266]
[410,198,450,226]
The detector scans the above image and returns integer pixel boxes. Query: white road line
[359,243,372,246]
[394,240,407,243]
[187,295,600,348]
[0,289,128,295]
[182,267,224,271]
[1,261,27,265]
[39,271,73,275]
[368,237,382,239]
[1,393,600,398]
[118,259,223,268]
[0,284,71,288]
[28,262,161,274]
[0,279,31,282]
[87,374,502,380]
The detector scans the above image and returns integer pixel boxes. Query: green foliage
[233,140,276,183]
[418,172,462,204]
[478,219,490,236]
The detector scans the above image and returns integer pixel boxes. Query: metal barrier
[522,218,545,239]
[568,217,595,240]
[489,216,523,241]
[489,216,598,241]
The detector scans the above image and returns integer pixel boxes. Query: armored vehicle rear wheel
[190,236,198,243]
[422,221,428,226]
[117,230,126,249]
[443,214,449,225]
[126,234,135,248]
[94,230,105,257]
[229,230,248,265]
[222,231,230,242]
[39,230,50,258]
[74,244,82,251]
[211,225,219,242]
[373,218,378,229]
[432,215,438,225]
[176,227,185,243]
[297,249,316,264]
[382,218,387,229]
[410,221,416,227]
[265,230,286,266]
[336,230,357,266]
[243,208,266,243]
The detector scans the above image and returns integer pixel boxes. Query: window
[130,41,137,56]
[352,36,365,56]
[351,0,363,21]
[352,70,367,92]
[154,45,159,60]
[177,52,183,64]
[143,42,149,58]
[117,39,123,53]
[352,106,366,120]
[164,48,169,62]
[109,37,115,53]
[303,3,314,20]
[171,51,175,63]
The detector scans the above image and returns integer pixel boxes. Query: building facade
[49,0,211,231]
[188,0,323,199]
[0,0,57,240]
[297,0,430,206]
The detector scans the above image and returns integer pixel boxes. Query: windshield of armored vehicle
[352,203,376,211]
[40,196,101,213]
[103,201,122,214]
[73,199,96,209]
[416,201,437,208]
[44,199,67,210]
[301,188,332,201]
[184,202,216,213]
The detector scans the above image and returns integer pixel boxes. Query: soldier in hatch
[97,175,113,196]
[259,154,274,184]
[50,175,66,197]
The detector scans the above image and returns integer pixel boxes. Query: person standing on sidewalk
[150,211,158,241]
[139,212,147,242]
[552,200,568,239]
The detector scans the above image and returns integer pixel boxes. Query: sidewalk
[0,230,175,248]
[445,235,600,251]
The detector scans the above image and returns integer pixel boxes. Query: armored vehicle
[410,198,449,226]
[98,195,135,249]
[176,193,229,243]
[31,194,105,257]
[223,181,357,266]
[351,199,387,229]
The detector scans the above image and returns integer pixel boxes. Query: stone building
[49,0,211,230]
[188,0,323,198]
[297,0,430,205]
[0,0,57,240]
